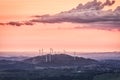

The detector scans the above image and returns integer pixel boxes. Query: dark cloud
[0,21,34,26]
[0,0,120,30]
[0,23,5,25]
[23,21,34,25]
[103,0,115,6]
[74,23,120,31]
[0,22,23,26]
[6,22,23,26]
[31,0,120,27]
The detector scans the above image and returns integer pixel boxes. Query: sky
[0,0,120,56]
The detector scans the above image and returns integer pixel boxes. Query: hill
[24,54,97,67]
[0,54,98,70]
[0,60,34,70]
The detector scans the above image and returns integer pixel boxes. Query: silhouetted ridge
[24,54,97,67]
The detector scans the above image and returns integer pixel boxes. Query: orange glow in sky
[0,0,120,55]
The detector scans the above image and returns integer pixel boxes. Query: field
[0,69,96,80]
[93,73,120,80]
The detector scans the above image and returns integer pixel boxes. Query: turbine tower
[39,49,41,56]
[44,49,48,63]
[41,48,43,55]
[46,55,48,63]
[63,49,66,54]
[49,48,53,62]
[73,52,76,61]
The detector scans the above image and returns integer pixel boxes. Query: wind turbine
[39,49,41,56]
[74,52,76,61]
[49,48,53,62]
[43,49,48,63]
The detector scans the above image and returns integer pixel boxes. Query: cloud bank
[31,0,120,23]
[0,0,120,30]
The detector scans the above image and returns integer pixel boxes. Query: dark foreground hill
[24,54,98,67]
[0,54,98,70]
[0,54,120,80]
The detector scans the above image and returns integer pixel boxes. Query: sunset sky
[0,0,120,55]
